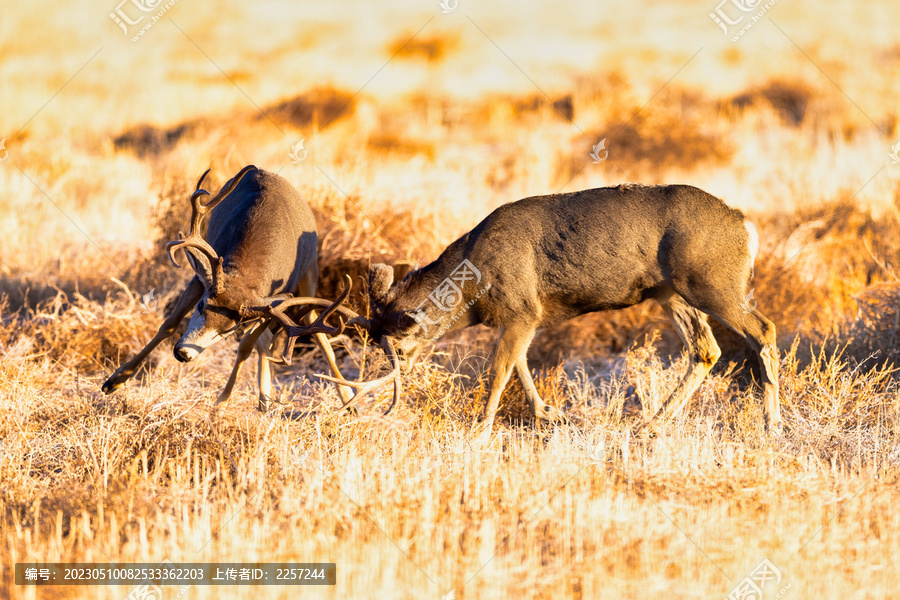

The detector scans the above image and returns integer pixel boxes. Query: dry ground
[2,0,900,598]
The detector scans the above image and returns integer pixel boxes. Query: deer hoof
[101,372,126,394]
[633,418,662,438]
[537,405,567,425]
[622,385,644,419]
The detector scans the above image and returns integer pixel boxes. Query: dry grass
[3,0,900,598]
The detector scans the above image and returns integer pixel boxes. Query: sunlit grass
[3,0,900,598]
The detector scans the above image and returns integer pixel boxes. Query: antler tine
[167,165,257,273]
[265,277,353,365]
[274,274,352,323]
[186,165,257,237]
[199,165,257,216]
[277,312,346,367]
[189,169,211,204]
[247,275,370,326]
[165,235,220,270]
[318,337,402,415]
[271,306,346,339]
[195,168,211,193]
[239,292,294,320]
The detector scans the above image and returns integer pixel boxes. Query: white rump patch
[744,220,759,271]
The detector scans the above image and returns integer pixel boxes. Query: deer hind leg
[102,277,205,394]
[643,293,721,433]
[515,356,565,424]
[255,326,276,411]
[297,263,356,410]
[710,306,781,433]
[214,320,267,409]
[480,323,538,434]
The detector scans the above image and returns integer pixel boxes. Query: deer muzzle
[173,311,228,362]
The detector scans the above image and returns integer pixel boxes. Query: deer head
[250,274,403,414]
[363,263,433,363]
[166,165,262,362]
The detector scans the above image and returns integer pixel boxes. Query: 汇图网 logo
[410,259,490,338]
[725,558,791,600]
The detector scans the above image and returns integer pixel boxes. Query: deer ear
[392,261,414,282]
[185,249,225,295]
[398,310,419,332]
[368,263,394,307]
[185,248,216,288]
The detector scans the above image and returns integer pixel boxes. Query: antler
[244,274,400,414]
[317,336,402,415]
[264,278,353,366]
[166,165,258,273]
[242,275,373,328]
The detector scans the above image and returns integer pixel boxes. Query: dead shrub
[728,79,813,126]
[387,32,459,62]
[113,121,197,157]
[114,87,356,158]
[264,87,356,129]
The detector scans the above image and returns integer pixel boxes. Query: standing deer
[320,183,781,434]
[101,165,354,410]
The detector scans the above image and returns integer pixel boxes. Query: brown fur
[101,166,354,410]
[364,184,781,434]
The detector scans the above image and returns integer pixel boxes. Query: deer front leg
[479,323,538,435]
[515,356,565,424]
[256,326,275,411]
[101,278,205,394]
[308,314,357,411]
[214,320,267,409]
[295,264,357,412]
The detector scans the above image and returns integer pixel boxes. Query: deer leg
[311,329,356,408]
[480,323,537,433]
[255,326,276,411]
[712,307,781,433]
[214,320,267,408]
[296,263,357,410]
[514,356,565,424]
[101,278,205,394]
[642,294,721,433]
[668,253,781,433]
[751,312,781,433]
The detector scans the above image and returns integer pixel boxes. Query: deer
[315,183,781,435]
[101,165,355,411]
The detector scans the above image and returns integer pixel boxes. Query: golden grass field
[3,0,900,598]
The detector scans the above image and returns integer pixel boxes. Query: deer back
[206,168,318,298]
[381,184,753,333]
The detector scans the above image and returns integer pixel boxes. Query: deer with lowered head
[320,183,781,434]
[101,165,355,410]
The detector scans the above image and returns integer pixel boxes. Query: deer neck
[396,256,488,340]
